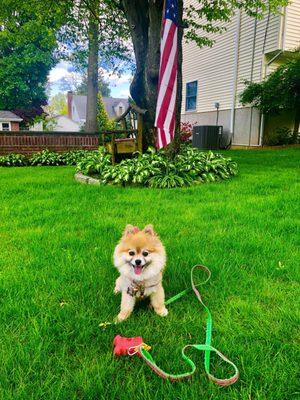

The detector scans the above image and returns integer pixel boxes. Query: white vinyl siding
[236,12,281,106]
[284,0,300,50]
[182,14,237,113]
[182,5,283,113]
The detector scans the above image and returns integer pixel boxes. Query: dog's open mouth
[134,265,143,275]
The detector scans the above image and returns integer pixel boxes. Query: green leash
[137,265,239,384]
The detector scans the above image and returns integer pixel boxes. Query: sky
[48,61,131,99]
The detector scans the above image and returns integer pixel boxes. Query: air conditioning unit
[192,125,223,150]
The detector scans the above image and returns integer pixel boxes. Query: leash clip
[128,343,151,356]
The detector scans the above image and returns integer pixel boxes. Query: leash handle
[138,265,239,385]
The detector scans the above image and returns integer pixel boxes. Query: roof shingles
[72,95,129,120]
[0,111,23,121]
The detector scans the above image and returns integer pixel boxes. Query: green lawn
[0,148,299,400]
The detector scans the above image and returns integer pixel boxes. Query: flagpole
[161,0,166,36]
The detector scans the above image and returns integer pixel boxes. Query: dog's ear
[123,224,137,237]
[143,224,156,236]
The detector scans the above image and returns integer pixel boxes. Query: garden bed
[75,145,238,189]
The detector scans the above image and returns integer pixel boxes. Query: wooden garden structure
[102,103,146,164]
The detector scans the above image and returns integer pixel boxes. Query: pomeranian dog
[113,224,168,322]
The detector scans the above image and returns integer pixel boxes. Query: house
[52,115,80,132]
[0,111,23,131]
[67,92,129,128]
[182,1,300,146]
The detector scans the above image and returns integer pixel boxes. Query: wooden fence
[0,131,128,155]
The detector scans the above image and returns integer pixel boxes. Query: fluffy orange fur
[113,224,168,322]
[117,231,163,254]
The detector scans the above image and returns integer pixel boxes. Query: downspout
[230,9,241,142]
[248,16,258,146]
[279,6,287,50]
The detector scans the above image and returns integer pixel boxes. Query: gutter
[248,16,258,146]
[230,9,242,140]
[0,118,23,122]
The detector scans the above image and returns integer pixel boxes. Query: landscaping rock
[75,172,100,186]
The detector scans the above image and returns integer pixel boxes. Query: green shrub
[0,153,28,167]
[0,149,96,167]
[76,147,111,175]
[29,150,64,166]
[29,149,94,166]
[60,150,92,165]
[264,126,296,146]
[77,146,238,189]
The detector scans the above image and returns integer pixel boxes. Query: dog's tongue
[134,266,143,275]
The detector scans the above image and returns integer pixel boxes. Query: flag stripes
[155,1,179,149]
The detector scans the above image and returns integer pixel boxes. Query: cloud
[48,67,68,83]
[48,61,81,84]
[48,61,132,99]
[101,70,132,87]
[118,89,130,98]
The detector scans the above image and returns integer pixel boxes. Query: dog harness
[127,280,159,298]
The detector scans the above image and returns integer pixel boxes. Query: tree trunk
[122,0,183,152]
[171,0,183,156]
[85,10,99,133]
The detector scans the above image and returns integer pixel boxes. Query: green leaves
[185,0,288,48]
[75,145,238,189]
[0,1,66,114]
[97,94,116,131]
[240,52,300,115]
[0,154,28,167]
[0,150,92,167]
[0,146,238,190]
[76,147,111,175]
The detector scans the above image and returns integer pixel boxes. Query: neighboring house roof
[0,111,23,122]
[103,97,129,119]
[71,94,129,121]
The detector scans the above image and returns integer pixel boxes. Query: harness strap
[127,280,160,298]
[137,265,239,385]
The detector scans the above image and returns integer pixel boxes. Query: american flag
[155,0,178,149]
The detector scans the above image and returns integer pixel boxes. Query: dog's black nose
[135,259,142,266]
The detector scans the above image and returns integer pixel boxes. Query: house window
[185,81,198,111]
[119,106,123,115]
[1,122,10,131]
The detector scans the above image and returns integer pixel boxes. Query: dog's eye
[142,251,149,257]
[129,251,135,256]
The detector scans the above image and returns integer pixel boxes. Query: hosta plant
[60,150,91,165]
[29,150,64,166]
[0,153,28,167]
[77,145,238,189]
[76,147,111,175]
[0,149,97,167]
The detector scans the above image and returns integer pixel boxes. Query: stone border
[74,172,101,185]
